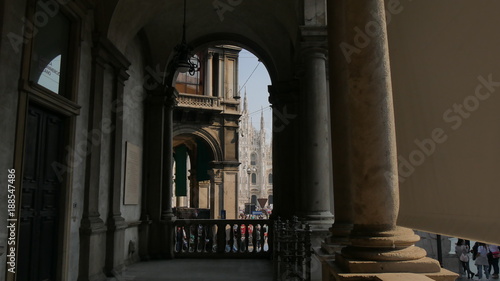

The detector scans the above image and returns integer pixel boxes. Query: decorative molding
[25,84,81,116]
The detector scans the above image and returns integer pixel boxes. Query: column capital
[299,25,328,52]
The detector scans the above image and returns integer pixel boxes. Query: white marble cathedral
[238,93,273,214]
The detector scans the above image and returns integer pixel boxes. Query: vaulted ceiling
[95,0,306,82]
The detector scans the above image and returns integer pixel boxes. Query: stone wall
[122,35,146,264]
[0,0,27,277]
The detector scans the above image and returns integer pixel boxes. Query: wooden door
[18,105,65,281]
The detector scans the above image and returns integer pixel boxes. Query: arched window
[251,173,257,185]
[268,173,273,184]
[29,1,72,96]
[251,153,257,165]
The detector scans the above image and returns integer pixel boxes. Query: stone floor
[119,259,274,281]
[455,274,499,281]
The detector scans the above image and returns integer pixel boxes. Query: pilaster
[209,168,223,219]
[104,49,131,276]
[78,37,109,281]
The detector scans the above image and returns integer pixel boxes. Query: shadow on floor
[121,259,274,281]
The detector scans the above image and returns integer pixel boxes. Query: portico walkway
[118,259,274,281]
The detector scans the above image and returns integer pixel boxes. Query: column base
[343,226,427,261]
[299,212,335,248]
[336,254,441,273]
[104,216,128,276]
[327,222,352,244]
[322,256,458,281]
[299,211,335,229]
[139,217,152,261]
[321,241,345,256]
[78,216,108,281]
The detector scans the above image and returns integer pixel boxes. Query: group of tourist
[456,239,500,279]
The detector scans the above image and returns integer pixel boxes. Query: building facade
[172,45,242,220]
[238,94,273,214]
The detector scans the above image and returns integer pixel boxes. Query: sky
[237,49,272,138]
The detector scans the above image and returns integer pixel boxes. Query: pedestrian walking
[475,242,490,279]
[488,244,500,279]
[456,239,475,279]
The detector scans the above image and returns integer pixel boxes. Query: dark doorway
[19,104,65,281]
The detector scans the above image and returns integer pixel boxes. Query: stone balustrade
[176,93,222,110]
[173,219,271,258]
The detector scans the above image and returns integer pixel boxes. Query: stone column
[160,87,177,259]
[205,52,213,96]
[333,1,452,278]
[298,27,334,232]
[105,65,130,275]
[325,0,353,249]
[268,81,299,220]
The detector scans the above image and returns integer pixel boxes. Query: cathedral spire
[260,107,265,132]
[260,108,267,146]
[243,87,248,113]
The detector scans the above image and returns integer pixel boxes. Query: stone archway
[172,130,219,213]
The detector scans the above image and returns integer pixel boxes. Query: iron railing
[273,217,312,281]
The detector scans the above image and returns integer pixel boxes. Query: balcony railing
[176,93,222,110]
[173,219,272,258]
